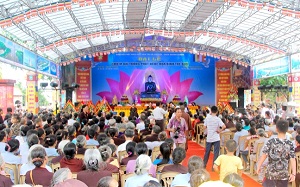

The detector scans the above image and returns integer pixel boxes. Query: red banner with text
[216,61,232,104]
[76,61,91,102]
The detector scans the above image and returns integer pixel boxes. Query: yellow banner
[27,81,37,114]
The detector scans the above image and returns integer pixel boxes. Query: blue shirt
[153,159,173,165]
[45,147,59,157]
[243,125,250,131]
[86,139,99,146]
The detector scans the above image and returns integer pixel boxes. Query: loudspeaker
[66,89,73,103]
[229,102,237,110]
[238,88,244,108]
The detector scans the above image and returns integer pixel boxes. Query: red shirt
[60,157,84,172]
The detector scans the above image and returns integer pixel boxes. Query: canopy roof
[0,0,300,65]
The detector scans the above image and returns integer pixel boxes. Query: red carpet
[183,141,262,187]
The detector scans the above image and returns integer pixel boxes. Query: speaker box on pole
[238,88,245,108]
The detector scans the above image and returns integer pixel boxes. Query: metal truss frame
[0,7,66,60]
[141,0,153,45]
[67,8,95,52]
[62,38,243,62]
[203,8,258,47]
[206,10,285,60]
[38,13,80,56]
[187,2,231,44]
[170,1,206,46]
[159,0,172,29]
[44,20,185,43]
[0,0,60,19]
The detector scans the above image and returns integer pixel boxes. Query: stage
[113,105,199,117]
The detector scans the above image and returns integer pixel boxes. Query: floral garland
[227,85,238,100]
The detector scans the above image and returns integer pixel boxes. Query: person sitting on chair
[145,75,156,93]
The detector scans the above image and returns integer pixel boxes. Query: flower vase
[135,95,138,104]
[163,95,167,103]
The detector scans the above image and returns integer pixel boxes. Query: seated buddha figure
[145,75,156,93]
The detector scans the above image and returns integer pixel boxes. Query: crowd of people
[0,101,297,187]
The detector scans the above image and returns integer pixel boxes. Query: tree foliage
[259,75,288,104]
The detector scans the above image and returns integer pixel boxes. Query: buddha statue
[145,75,156,93]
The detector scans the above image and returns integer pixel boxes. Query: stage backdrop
[92,52,217,105]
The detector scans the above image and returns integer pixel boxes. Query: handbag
[30,170,36,186]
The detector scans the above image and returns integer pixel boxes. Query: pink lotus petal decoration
[96,68,203,103]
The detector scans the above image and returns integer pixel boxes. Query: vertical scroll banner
[26,75,38,114]
[76,61,91,102]
[288,74,300,113]
[252,80,261,108]
[216,61,232,104]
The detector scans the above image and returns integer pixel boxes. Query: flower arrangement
[227,85,238,101]
[133,89,140,95]
[162,90,168,96]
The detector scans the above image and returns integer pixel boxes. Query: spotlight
[274,85,282,90]
[282,85,288,90]
[40,83,48,88]
[72,83,80,89]
[50,82,58,88]
[257,85,266,90]
[265,85,273,90]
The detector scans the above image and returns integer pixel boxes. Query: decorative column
[0,79,15,113]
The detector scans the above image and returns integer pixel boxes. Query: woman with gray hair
[20,144,52,176]
[97,176,118,187]
[98,145,119,173]
[50,168,87,187]
[125,155,158,187]
[76,135,86,155]
[25,146,53,186]
[77,149,113,186]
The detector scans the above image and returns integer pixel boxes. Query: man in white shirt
[261,103,269,118]
[67,113,76,126]
[152,102,168,132]
[116,129,134,157]
[136,113,147,131]
[203,106,226,169]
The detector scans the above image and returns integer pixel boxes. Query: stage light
[257,85,266,90]
[40,83,48,88]
[274,85,282,90]
[72,83,80,89]
[265,85,273,90]
[282,85,288,90]
[50,82,58,88]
